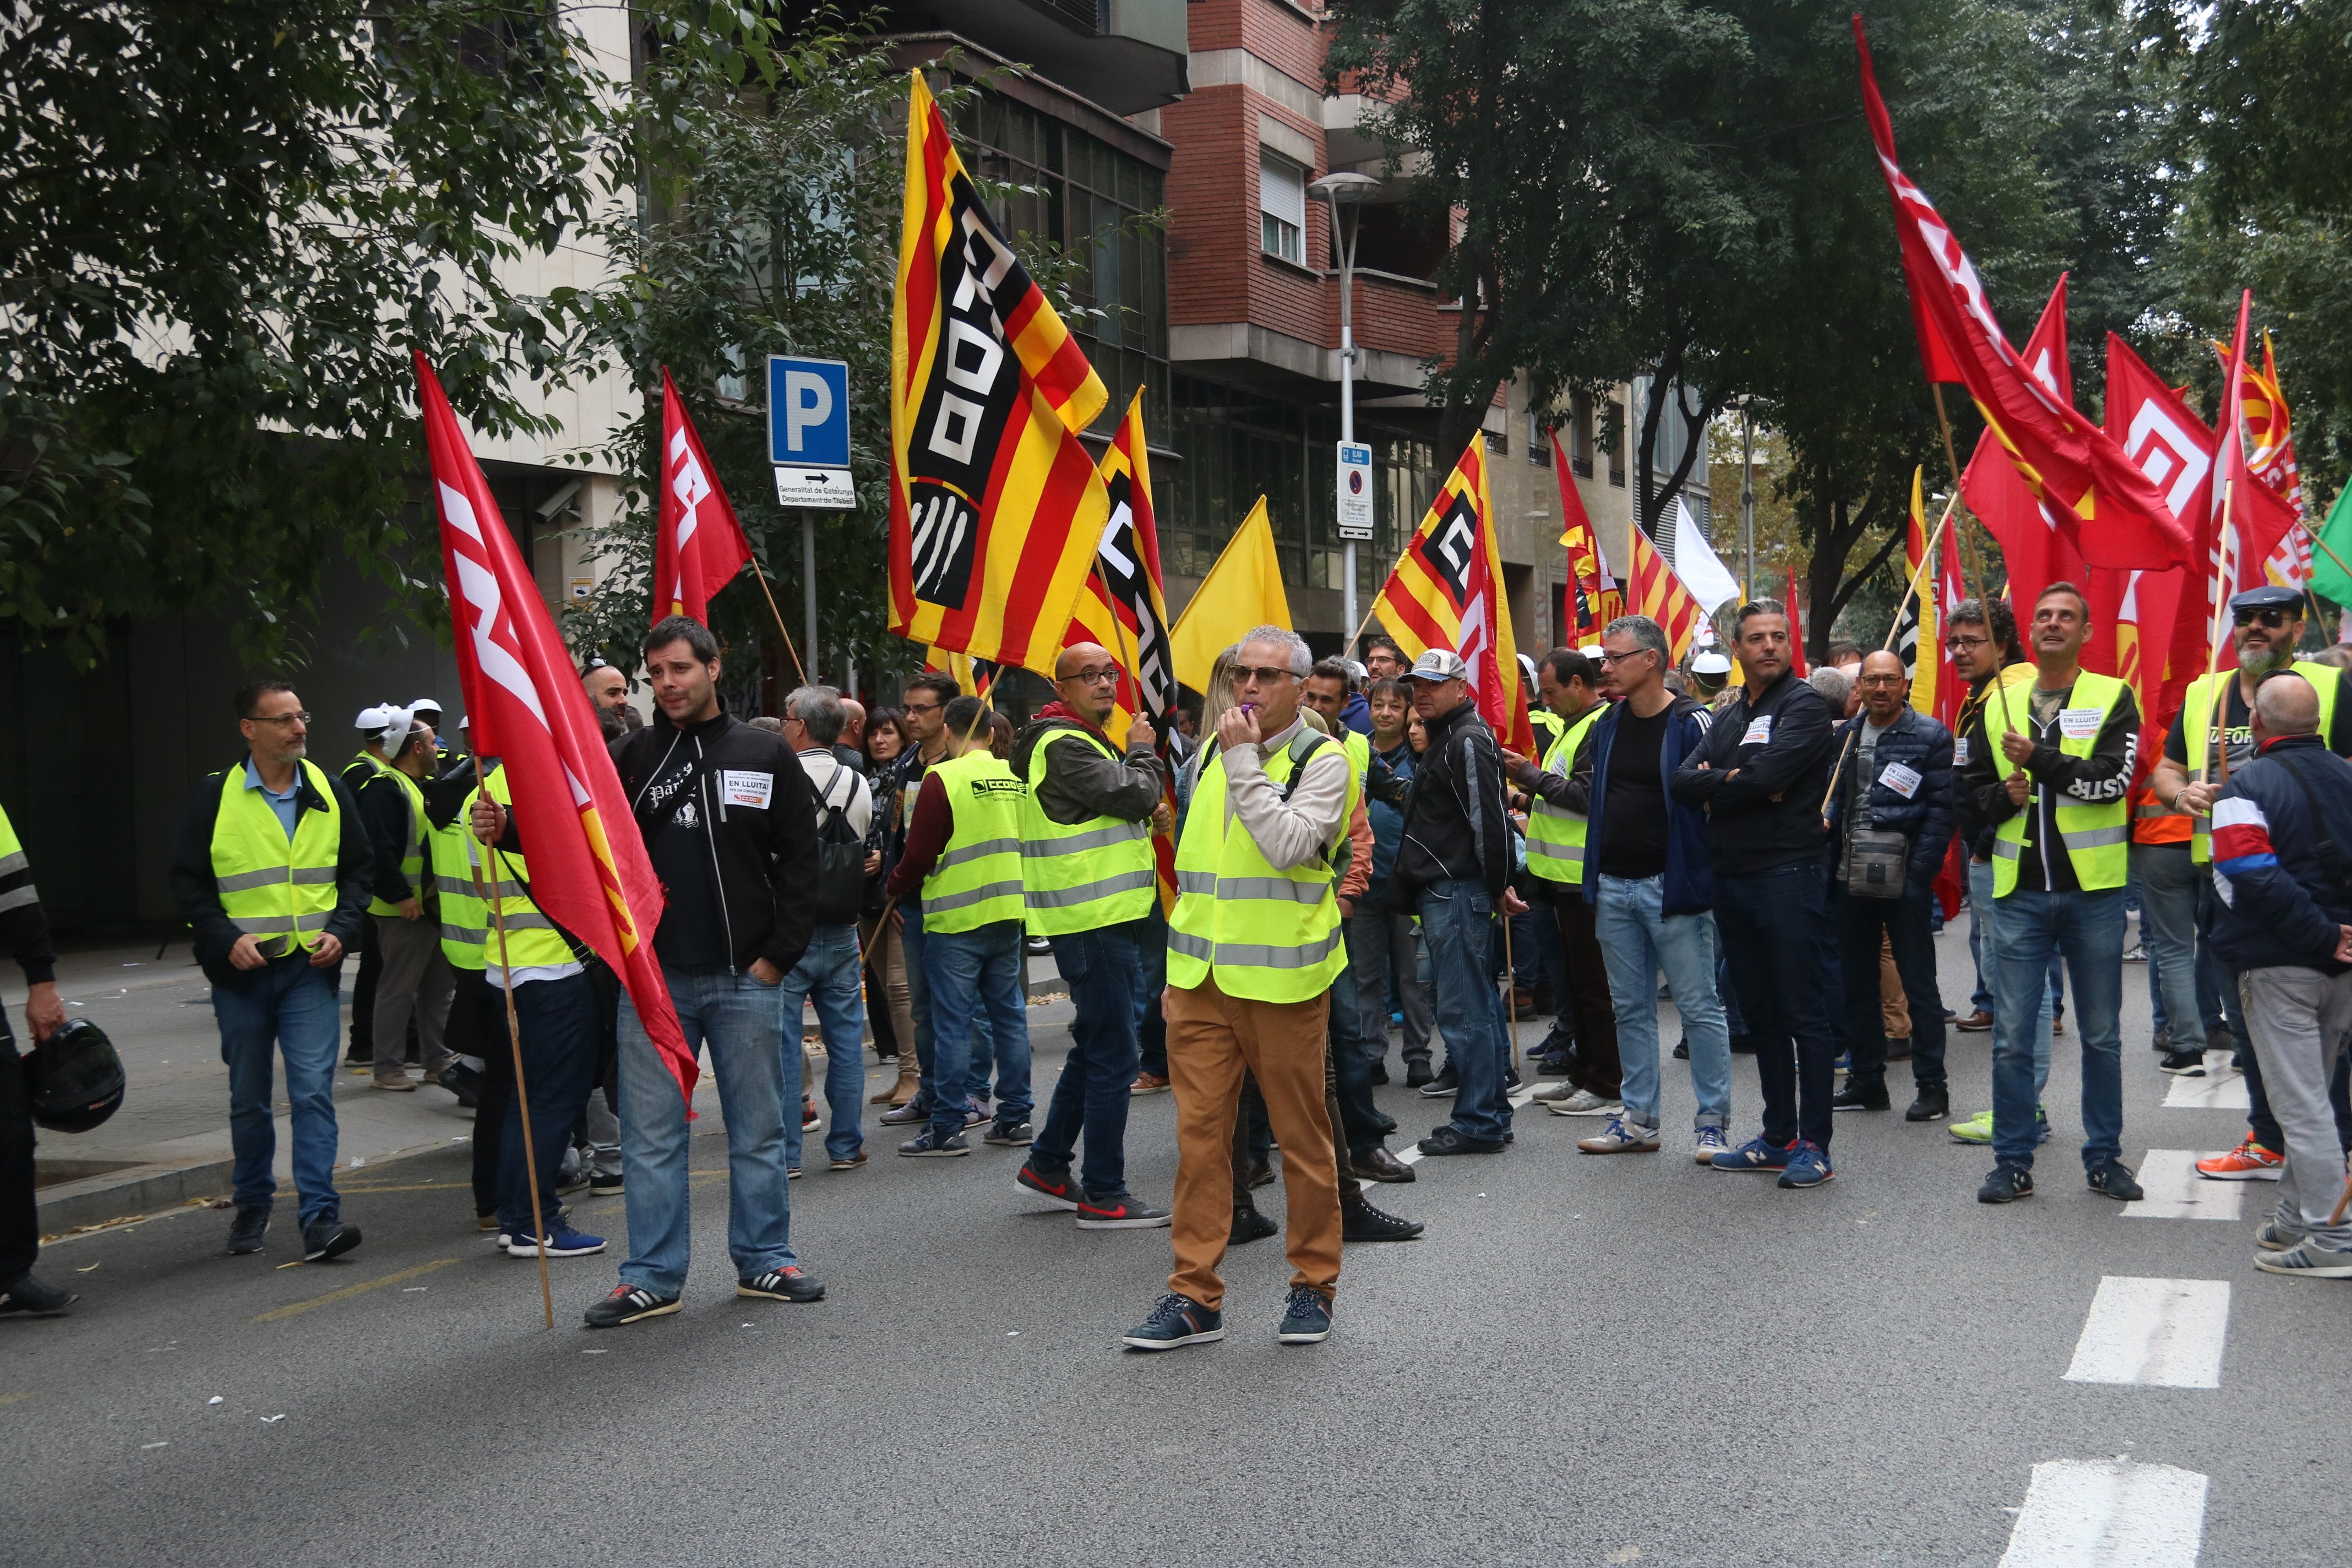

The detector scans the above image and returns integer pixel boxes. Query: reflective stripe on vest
[427,781,491,970]
[210,760,344,959]
[1164,727,1345,1002]
[2130,784,2191,846]
[1523,705,1602,885]
[922,751,1028,933]
[470,766,578,968]
[364,765,429,918]
[1990,670,2130,896]
[0,802,36,914]
[1019,726,1155,935]
[2181,663,2340,863]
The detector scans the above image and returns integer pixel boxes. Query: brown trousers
[1166,973,1341,1310]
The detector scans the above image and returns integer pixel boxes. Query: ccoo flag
[415,353,698,1108]
[655,367,754,628]
[1375,435,1534,752]
[889,69,1109,675]
[1550,426,1607,643]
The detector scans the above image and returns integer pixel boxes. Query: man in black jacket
[1823,650,1956,1121]
[356,714,456,1092]
[1671,600,1840,1188]
[0,800,71,1315]
[576,617,825,1327]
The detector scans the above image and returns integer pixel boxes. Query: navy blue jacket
[1823,706,1958,886]
[2204,735,2352,976]
[1580,694,1717,916]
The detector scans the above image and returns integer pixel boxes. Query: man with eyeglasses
[170,680,375,1261]
[1008,644,1173,1228]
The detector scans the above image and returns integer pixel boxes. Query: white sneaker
[1694,1126,1730,1165]
[1543,1087,1623,1118]
[1576,1116,1662,1155]
[1531,1080,1576,1103]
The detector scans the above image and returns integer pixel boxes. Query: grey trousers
[371,912,455,1082]
[2239,966,2352,1250]
[1347,907,1433,1065]
[2132,843,2204,1050]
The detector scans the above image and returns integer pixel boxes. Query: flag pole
[1932,385,2016,735]
[1820,492,1956,818]
[2208,478,2240,792]
[747,558,810,687]
[467,760,554,1331]
[2294,514,2352,588]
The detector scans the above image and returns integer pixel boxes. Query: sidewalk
[12,939,1075,1235]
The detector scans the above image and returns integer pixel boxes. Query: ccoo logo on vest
[767,355,853,510]
[970,777,1027,797]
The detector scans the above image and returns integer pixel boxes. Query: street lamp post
[1311,171,1380,652]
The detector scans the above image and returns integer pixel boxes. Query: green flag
[2313,484,2352,606]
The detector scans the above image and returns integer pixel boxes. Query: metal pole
[801,515,819,685]
[1338,203,1358,647]
[1740,405,1756,602]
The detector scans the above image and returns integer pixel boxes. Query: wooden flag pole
[1501,911,1520,1072]
[1820,492,1957,818]
[1931,384,2017,737]
[2296,514,2352,589]
[466,760,553,1330]
[748,558,810,688]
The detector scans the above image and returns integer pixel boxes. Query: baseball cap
[2229,585,2302,613]
[1407,649,1470,682]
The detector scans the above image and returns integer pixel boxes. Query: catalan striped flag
[1898,470,1966,731]
[1626,521,1708,666]
[889,69,1108,674]
[922,646,997,700]
[1373,435,1534,752]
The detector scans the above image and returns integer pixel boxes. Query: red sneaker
[2196,1137,2284,1182]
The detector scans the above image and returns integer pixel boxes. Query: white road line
[2063,1276,2231,1389]
[2162,1052,2251,1110]
[1996,1459,2208,1568]
[2122,1151,2244,1222]
[1389,1080,1539,1168]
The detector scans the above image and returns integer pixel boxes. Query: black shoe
[1368,1060,1390,1086]
[1831,1078,1890,1112]
[1672,1038,1689,1060]
[1244,1159,1275,1189]
[1505,1063,1521,1091]
[1229,1205,1278,1245]
[584,1283,681,1327]
[227,1207,270,1255]
[437,1063,482,1108]
[344,1046,373,1067]
[1404,1060,1435,1089]
[737,1265,825,1302]
[1883,1037,1912,1063]
[1535,1053,1573,1077]
[897,1128,970,1157]
[1978,1164,2035,1204]
[588,1169,624,1196]
[1370,1110,1398,1135]
[983,1120,1033,1146]
[2158,1046,2208,1076]
[1728,1033,1760,1055]
[2087,1159,2144,1202]
[1904,1086,1950,1123]
[1342,1200,1424,1243]
[1417,1064,1458,1098]
[301,1218,361,1262]
[1351,1146,1417,1183]
[1015,1162,1085,1211]
[0,1274,75,1316]
[1417,1125,1506,1156]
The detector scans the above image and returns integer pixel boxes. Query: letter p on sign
[784,372,832,452]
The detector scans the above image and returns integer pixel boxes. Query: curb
[37,1157,235,1236]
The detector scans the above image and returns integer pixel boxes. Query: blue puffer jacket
[1362,739,1415,913]
[1582,694,1717,917]
[1822,706,1958,886]
[2204,734,2352,975]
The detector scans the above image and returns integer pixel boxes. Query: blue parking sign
[767,355,850,467]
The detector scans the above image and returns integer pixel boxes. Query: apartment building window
[1260,151,1305,264]
[1569,390,1596,478]
[1606,397,1627,487]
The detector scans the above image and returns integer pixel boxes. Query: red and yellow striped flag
[1626,521,1707,665]
[1373,435,1533,752]
[889,69,1108,674]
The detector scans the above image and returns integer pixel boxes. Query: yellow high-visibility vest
[2178,662,2342,863]
[1523,704,1603,886]
[210,760,342,959]
[1020,725,1155,936]
[1166,728,1346,1003]
[1989,671,2130,896]
[921,750,1027,933]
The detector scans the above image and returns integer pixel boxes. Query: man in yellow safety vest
[356,710,456,1092]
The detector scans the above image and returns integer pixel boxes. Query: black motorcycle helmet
[24,1017,125,1134]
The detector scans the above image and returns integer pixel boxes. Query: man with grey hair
[780,685,874,1173]
[1807,665,1853,717]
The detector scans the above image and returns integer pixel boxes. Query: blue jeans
[781,925,866,1167]
[2132,843,2203,1048]
[1035,919,1145,1197]
[1326,938,1382,1153]
[616,967,796,1295]
[495,972,600,1234]
[1969,858,2054,1093]
[1992,887,2126,1170]
[2195,875,2251,1055]
[213,955,342,1226]
[922,920,1033,1141]
[1718,862,1841,1150]
[1418,880,1513,1144]
[1592,874,1732,1132]
[903,903,1001,1112]
[1136,900,1169,1080]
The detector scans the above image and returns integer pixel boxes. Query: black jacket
[1959,674,2138,895]
[2203,736,2352,974]
[1669,667,1837,875]
[169,758,377,989]
[602,702,820,978]
[1372,697,1511,900]
[1823,706,1958,886]
[356,765,430,906]
[0,806,55,990]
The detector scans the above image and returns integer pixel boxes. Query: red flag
[1784,559,1809,676]
[2208,309,2302,612]
[416,353,698,1108]
[2104,331,2217,758]
[1550,426,1604,641]
[655,368,754,628]
[1854,19,2190,571]
[1963,278,2084,615]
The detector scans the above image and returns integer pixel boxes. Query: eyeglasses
[1858,673,1905,687]
[1594,649,1652,666]
[2234,607,2294,629]
[1060,667,1121,686]
[248,711,313,727]
[903,700,943,715]
[1234,666,1295,687]
[1943,634,1990,650]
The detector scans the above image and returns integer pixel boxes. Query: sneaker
[1417,1064,1458,1098]
[2159,1046,2208,1076]
[962,1103,988,1129]
[227,1207,270,1255]
[1277,1286,1333,1344]
[1778,1141,1834,1189]
[1954,1009,1994,1032]
[1544,1088,1623,1118]
[1229,1205,1278,1245]
[1830,1078,1889,1112]
[1123,1292,1223,1352]
[1075,1193,1173,1230]
[1531,1079,1576,1103]
[437,1063,482,1108]
[802,1100,819,1131]
[2196,1137,2284,1182]
[737,1265,825,1302]
[0,1275,75,1316]
[829,1150,868,1172]
[1978,1164,2035,1204]
[897,1128,970,1157]
[2254,1221,2301,1252]
[584,1283,681,1327]
[1948,1110,1994,1144]
[2123,943,2148,963]
[2252,1239,2352,1278]
[507,1222,606,1259]
[1130,1072,1170,1095]
[588,1169,625,1196]
[1015,1163,1085,1211]
[476,1214,499,1233]
[1404,1060,1435,1089]
[371,1075,417,1092]
[1342,1200,1424,1243]
[879,1099,929,1125]
[1904,1087,1950,1123]
[1693,1126,1730,1164]
[2087,1159,2144,1202]
[786,1167,803,1180]
[1417,1125,1506,1156]
[300,1218,361,1262]
[983,1120,1034,1146]
[1711,1134,1796,1173]
[1576,1116,1662,1155]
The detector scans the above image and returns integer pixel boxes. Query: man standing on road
[1125,627,1348,1352]
[169,680,373,1262]
[585,616,824,1327]
[1354,679,1436,1087]
[1009,644,1172,1227]
[777,686,873,1176]
[339,705,402,1074]
[357,712,456,1093]
[1962,583,2144,1205]
[1822,650,1956,1122]
[2202,673,2352,1278]
[1673,601,1841,1188]
[0,801,73,1315]
[878,672,959,1126]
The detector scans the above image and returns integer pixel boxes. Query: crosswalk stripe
[2162,1052,2251,1110]
[1996,1459,2208,1567]
[2121,1151,2244,1221]
[1389,1077,1539,1169]
[2062,1276,2231,1389]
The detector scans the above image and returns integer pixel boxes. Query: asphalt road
[6,925,2346,1567]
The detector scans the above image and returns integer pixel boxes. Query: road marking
[2162,1052,2250,1109]
[2063,1276,2231,1389]
[1996,1459,2207,1567]
[1388,1079,1539,1168]
[0,1392,30,1407]
[2122,1151,2243,1221]
[252,1258,458,1323]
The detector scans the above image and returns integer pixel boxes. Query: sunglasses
[2234,607,2295,629]
[1234,666,1295,687]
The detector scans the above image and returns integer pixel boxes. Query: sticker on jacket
[1877,761,1922,799]
[721,770,774,809]
[2057,707,2103,741]
[1953,738,1969,767]
[1741,715,1773,746]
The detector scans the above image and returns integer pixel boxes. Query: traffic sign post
[1337,442,1374,542]
[767,354,853,682]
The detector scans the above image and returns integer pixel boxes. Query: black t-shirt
[639,746,730,970]
[2164,667,2352,774]
[1597,704,1672,880]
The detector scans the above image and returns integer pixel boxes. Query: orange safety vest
[2130,782,2191,846]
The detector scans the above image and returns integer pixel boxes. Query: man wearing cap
[357,709,457,1092]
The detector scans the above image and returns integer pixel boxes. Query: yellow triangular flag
[1168,496,1292,693]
